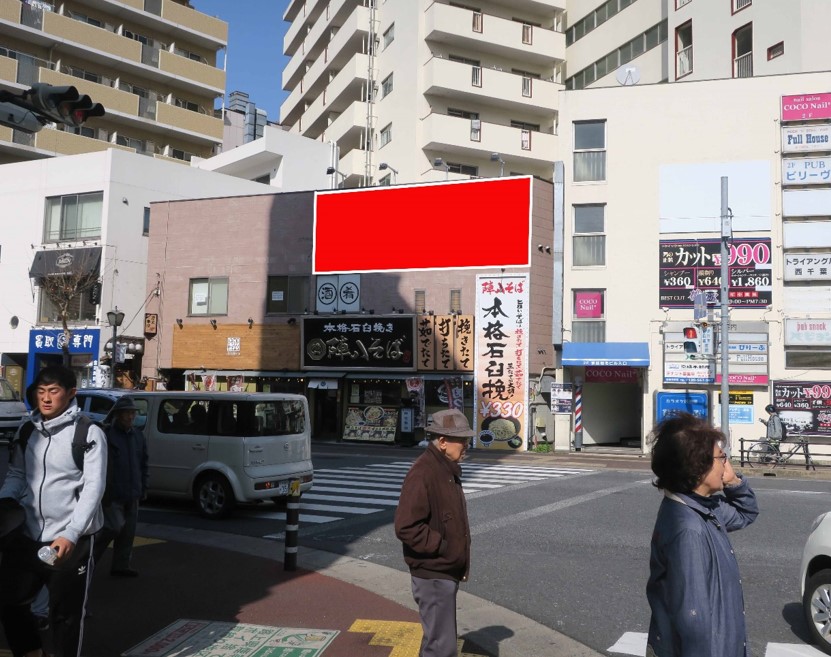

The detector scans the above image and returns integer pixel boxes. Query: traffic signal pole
[720,177,732,450]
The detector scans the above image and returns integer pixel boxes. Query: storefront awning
[308,378,340,389]
[562,342,650,368]
[29,247,102,279]
[344,373,474,381]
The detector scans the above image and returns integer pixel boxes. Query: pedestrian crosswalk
[608,632,827,656]
[257,461,592,535]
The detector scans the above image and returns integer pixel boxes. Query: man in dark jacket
[394,409,472,657]
[93,396,148,577]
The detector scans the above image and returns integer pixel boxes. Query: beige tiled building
[0,0,227,164]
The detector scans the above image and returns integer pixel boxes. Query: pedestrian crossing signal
[683,326,702,357]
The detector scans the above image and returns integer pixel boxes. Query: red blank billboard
[313,176,532,273]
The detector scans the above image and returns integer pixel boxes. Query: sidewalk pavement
[49,523,603,657]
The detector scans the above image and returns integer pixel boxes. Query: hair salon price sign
[550,383,573,414]
[658,238,772,308]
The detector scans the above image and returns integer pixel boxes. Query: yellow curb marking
[348,619,488,657]
[133,536,165,547]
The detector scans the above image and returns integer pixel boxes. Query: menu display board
[343,405,399,443]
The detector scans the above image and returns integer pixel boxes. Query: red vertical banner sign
[474,274,530,451]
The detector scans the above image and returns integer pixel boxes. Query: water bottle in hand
[37,546,57,566]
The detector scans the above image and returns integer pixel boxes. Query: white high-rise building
[281,0,831,188]
[280,0,566,187]
[566,0,831,90]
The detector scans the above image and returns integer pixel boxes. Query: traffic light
[28,84,104,128]
[683,326,703,358]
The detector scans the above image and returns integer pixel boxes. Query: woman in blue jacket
[646,413,759,657]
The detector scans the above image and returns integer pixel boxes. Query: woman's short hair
[650,413,724,493]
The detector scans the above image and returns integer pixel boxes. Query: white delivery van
[123,391,313,518]
[0,378,28,442]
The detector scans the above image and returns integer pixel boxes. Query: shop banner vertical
[474,274,529,451]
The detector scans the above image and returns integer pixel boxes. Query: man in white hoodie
[0,365,107,657]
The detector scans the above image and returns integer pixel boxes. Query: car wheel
[746,442,776,468]
[804,569,831,655]
[194,473,235,519]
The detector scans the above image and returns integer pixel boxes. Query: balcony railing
[677,45,693,78]
[734,51,753,78]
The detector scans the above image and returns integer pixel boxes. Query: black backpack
[10,416,112,503]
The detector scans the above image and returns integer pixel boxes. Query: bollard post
[284,479,301,571]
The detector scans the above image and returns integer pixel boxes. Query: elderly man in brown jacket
[394,409,473,657]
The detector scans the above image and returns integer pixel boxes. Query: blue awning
[562,342,650,367]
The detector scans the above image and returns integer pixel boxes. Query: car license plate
[275,481,289,496]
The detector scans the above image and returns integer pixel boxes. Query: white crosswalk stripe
[279,460,593,527]
[607,632,827,656]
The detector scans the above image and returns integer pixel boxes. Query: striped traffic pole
[574,384,583,451]
[284,479,301,571]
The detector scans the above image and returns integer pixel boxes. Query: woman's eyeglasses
[714,453,728,464]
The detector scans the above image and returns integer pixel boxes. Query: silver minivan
[0,378,28,442]
[123,391,314,518]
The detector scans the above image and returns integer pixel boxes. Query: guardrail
[738,437,830,470]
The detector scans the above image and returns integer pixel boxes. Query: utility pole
[720,177,732,449]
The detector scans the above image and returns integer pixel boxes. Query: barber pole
[574,385,583,451]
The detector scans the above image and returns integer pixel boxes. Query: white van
[0,378,28,443]
[123,391,313,518]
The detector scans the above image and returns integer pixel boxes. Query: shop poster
[474,274,530,451]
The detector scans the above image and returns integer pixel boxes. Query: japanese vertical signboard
[773,380,831,436]
[662,321,769,386]
[475,274,529,451]
[658,238,772,308]
[416,315,474,372]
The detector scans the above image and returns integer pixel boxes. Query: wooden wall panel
[172,324,300,370]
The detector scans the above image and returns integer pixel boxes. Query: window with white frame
[380,123,392,147]
[267,275,309,313]
[379,173,392,186]
[573,121,606,182]
[44,192,103,242]
[189,277,228,315]
[573,204,605,266]
[383,24,394,48]
[381,73,393,98]
[733,0,751,12]
[572,289,605,342]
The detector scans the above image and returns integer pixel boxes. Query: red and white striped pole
[574,384,583,451]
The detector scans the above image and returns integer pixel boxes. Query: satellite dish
[615,65,641,86]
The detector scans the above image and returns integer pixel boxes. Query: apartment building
[280,0,566,187]
[0,0,227,164]
[566,0,831,90]
[557,69,831,452]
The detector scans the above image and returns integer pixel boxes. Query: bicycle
[745,437,817,471]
